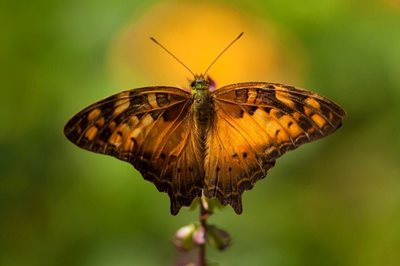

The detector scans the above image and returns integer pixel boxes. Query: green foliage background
[1,0,400,265]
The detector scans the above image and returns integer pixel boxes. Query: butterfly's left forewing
[205,82,345,213]
[64,87,204,215]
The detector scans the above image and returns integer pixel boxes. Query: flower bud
[172,224,196,251]
[193,226,206,245]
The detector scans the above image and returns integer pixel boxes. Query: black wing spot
[246,106,258,115]
[156,93,170,107]
[275,129,280,137]
[234,89,249,103]
[98,127,112,142]
[297,116,313,131]
[275,110,285,118]
[150,110,162,120]
[265,85,275,90]
[263,107,272,113]
[129,93,147,106]
[162,102,185,121]
[130,137,137,146]
[242,152,248,158]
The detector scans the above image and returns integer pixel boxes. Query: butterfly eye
[190,81,196,88]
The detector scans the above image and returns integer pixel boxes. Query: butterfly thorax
[191,76,215,127]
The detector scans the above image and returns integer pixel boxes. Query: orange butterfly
[64,33,345,215]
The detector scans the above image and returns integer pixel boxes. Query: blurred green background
[1,0,400,265]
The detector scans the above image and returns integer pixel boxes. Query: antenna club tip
[150,37,158,44]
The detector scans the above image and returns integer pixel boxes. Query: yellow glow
[108,2,307,89]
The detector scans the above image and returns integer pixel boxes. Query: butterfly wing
[205,82,345,214]
[64,87,203,215]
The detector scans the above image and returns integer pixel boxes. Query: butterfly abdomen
[192,90,215,175]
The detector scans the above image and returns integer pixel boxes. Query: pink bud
[175,224,195,239]
[172,224,196,251]
[193,226,206,245]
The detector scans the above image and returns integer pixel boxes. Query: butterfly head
[150,33,244,94]
[190,74,210,92]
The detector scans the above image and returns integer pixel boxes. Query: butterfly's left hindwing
[205,82,345,213]
[64,87,204,215]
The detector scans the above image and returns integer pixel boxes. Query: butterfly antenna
[203,32,244,76]
[150,37,195,77]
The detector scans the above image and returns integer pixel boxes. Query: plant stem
[199,195,208,266]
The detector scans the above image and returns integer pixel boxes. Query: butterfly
[64,33,345,215]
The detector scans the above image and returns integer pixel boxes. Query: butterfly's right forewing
[64,87,204,215]
[204,82,345,214]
